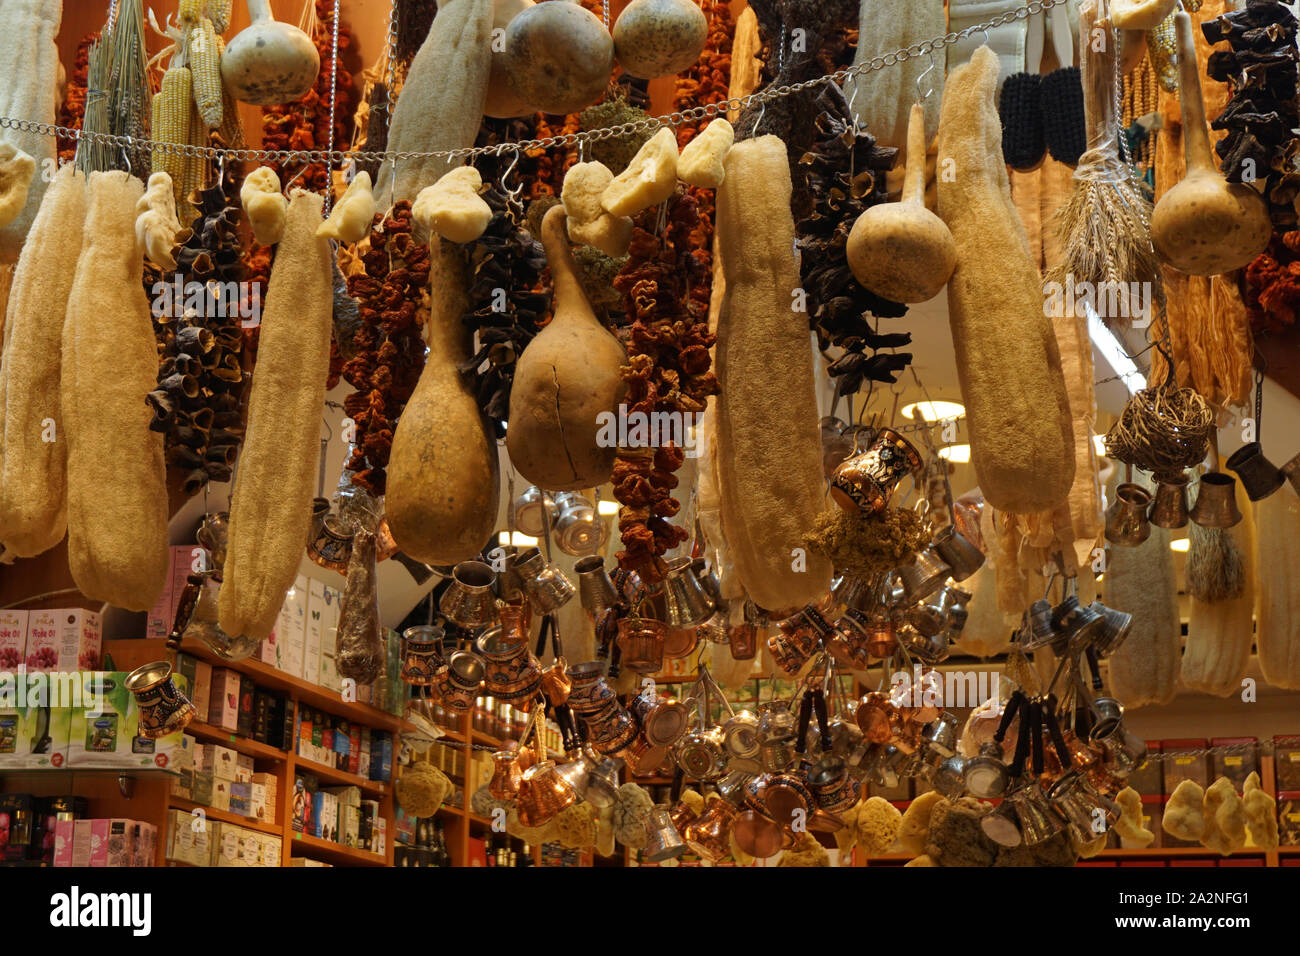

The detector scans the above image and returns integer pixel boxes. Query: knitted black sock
[999,73,1046,171]
[1041,67,1088,166]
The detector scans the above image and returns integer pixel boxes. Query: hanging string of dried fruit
[145,181,249,496]
[260,0,357,194]
[1202,1,1300,230]
[341,201,428,495]
[454,125,548,438]
[395,0,439,72]
[610,192,719,581]
[798,104,912,398]
[733,0,859,220]
[1244,231,1300,335]
[56,33,97,165]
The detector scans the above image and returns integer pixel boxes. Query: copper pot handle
[812,689,831,753]
[165,572,205,658]
[795,690,814,756]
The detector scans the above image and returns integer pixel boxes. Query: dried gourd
[1105,524,1182,707]
[601,128,679,218]
[0,165,87,558]
[1254,487,1300,689]
[678,118,733,188]
[713,135,832,611]
[221,0,319,105]
[240,166,287,245]
[219,191,334,642]
[936,47,1075,515]
[612,0,708,80]
[375,0,494,204]
[0,144,36,229]
[411,167,492,244]
[134,171,184,271]
[61,172,168,610]
[507,205,626,491]
[317,171,376,244]
[502,0,614,115]
[0,0,60,264]
[1182,477,1257,697]
[385,241,500,565]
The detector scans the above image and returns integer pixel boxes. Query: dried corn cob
[179,0,205,22]
[151,65,192,208]
[209,0,232,33]
[188,17,222,129]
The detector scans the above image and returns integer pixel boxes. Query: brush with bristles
[1048,0,1159,326]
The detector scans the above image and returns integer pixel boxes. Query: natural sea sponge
[1162,779,1207,842]
[777,832,830,867]
[678,118,733,188]
[1201,776,1246,856]
[925,796,997,866]
[1114,787,1155,847]
[563,161,633,256]
[412,167,491,244]
[612,782,654,848]
[1243,772,1278,851]
[601,128,679,218]
[0,144,36,229]
[897,789,944,855]
[936,47,1075,514]
[317,171,376,244]
[856,796,903,856]
[395,762,451,817]
[240,166,287,246]
[134,172,183,271]
[554,802,598,848]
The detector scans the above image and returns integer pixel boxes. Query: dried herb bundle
[79,0,150,175]
[145,181,249,496]
[797,106,911,396]
[804,507,928,577]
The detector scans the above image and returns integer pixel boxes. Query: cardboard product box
[256,833,282,866]
[1211,737,1258,790]
[211,777,232,812]
[372,814,386,856]
[132,822,158,867]
[297,707,313,756]
[291,773,318,834]
[1274,736,1300,791]
[319,654,341,696]
[289,858,330,867]
[170,767,194,802]
[146,574,173,641]
[278,697,296,752]
[234,753,254,783]
[333,719,351,770]
[23,609,59,673]
[257,624,279,668]
[197,742,238,780]
[71,819,97,867]
[189,659,213,726]
[67,672,131,768]
[312,791,339,842]
[277,575,309,680]
[166,810,215,866]
[0,793,37,862]
[0,609,28,672]
[103,819,135,867]
[348,725,362,777]
[308,580,341,689]
[1278,791,1300,846]
[250,784,272,824]
[229,781,253,817]
[339,804,361,848]
[191,771,215,806]
[55,609,101,671]
[0,701,72,770]
[237,675,255,737]
[252,690,272,743]
[207,668,240,732]
[1161,739,1209,794]
[53,818,75,867]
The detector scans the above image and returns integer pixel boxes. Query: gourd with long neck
[507,205,626,491]
[846,102,955,304]
[386,241,500,565]
[221,0,320,106]
[1150,10,1270,276]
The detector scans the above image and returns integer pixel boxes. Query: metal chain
[2,0,1067,168]
[324,0,342,215]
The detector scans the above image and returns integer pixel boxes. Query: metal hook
[980,26,991,47]
[283,162,310,196]
[916,51,937,102]
[121,137,133,176]
[753,96,767,133]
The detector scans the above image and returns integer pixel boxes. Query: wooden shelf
[294,754,389,798]
[168,795,281,835]
[185,720,288,762]
[291,831,388,867]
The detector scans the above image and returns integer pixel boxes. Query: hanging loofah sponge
[897,790,945,856]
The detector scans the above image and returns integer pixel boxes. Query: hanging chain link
[3,0,1067,168]
[324,0,342,215]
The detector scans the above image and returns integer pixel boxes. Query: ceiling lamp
[901,400,967,422]
[938,444,971,463]
[499,531,539,547]
[597,499,620,516]
[1170,538,1190,553]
